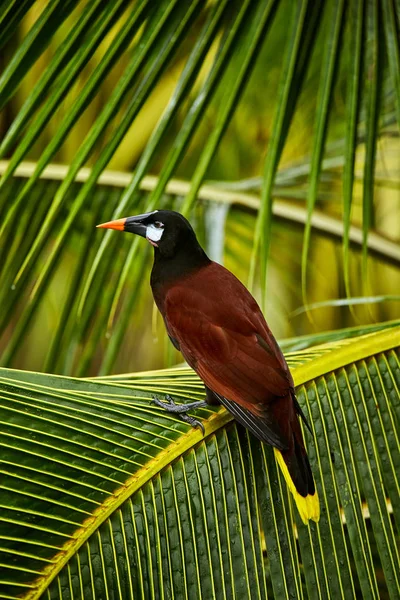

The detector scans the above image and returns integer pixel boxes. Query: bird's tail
[274,432,320,525]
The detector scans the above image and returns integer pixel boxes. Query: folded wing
[163,266,295,449]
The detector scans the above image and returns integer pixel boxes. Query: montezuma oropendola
[97,210,320,524]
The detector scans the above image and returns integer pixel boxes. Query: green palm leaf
[1,0,399,329]
[0,325,398,598]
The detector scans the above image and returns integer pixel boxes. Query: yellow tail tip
[274,448,320,525]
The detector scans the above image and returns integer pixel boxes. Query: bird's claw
[151,395,206,435]
[151,396,186,413]
[179,414,205,435]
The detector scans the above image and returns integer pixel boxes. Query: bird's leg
[151,395,208,433]
[205,386,221,405]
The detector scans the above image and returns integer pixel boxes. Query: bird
[97,210,320,524]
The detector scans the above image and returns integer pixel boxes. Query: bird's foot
[152,395,207,413]
[151,395,207,434]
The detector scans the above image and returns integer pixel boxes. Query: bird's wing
[214,392,292,449]
[163,280,294,449]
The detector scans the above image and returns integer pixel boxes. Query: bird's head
[97,210,201,258]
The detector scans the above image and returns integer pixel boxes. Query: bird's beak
[96,212,157,237]
[96,217,127,231]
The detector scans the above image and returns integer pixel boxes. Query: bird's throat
[150,244,210,303]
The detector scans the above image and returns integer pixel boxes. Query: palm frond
[0,325,398,598]
[300,0,345,305]
[1,0,399,330]
[250,0,322,298]
[342,0,363,300]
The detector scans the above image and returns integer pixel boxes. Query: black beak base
[124,217,147,237]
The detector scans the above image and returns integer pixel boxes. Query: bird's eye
[154,221,164,229]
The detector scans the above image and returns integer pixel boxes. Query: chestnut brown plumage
[97,210,320,524]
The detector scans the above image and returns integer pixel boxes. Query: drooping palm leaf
[300,0,345,305]
[0,325,398,599]
[1,0,399,346]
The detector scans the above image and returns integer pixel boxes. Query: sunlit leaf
[0,325,398,598]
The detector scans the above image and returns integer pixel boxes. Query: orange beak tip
[96,218,126,231]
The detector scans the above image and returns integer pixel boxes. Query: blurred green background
[0,0,399,376]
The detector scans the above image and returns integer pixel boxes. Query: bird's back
[153,260,294,406]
